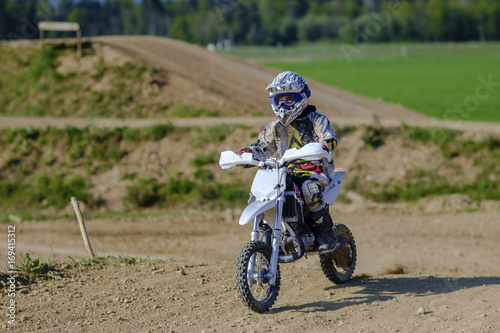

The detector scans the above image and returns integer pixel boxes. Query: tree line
[2,0,500,45]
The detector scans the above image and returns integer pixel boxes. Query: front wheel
[235,241,280,313]
[320,223,357,284]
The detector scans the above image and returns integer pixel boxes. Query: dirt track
[1,36,500,332]
[2,206,500,332]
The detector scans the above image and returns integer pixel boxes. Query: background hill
[2,37,499,222]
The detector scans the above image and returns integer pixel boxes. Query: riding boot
[313,209,349,256]
[311,207,335,254]
[324,212,350,256]
[333,234,349,257]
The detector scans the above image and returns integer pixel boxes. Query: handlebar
[220,151,281,170]
[219,143,331,170]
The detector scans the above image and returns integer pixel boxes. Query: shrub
[28,48,61,83]
[402,124,461,145]
[485,136,500,151]
[68,255,146,267]
[362,124,387,149]
[334,124,357,137]
[0,179,15,198]
[148,123,177,140]
[217,183,248,203]
[169,103,219,118]
[193,168,213,181]
[18,253,62,280]
[123,177,166,207]
[190,154,216,168]
[32,172,90,209]
[206,124,244,142]
[167,177,195,196]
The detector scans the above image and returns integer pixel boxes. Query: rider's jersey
[249,105,337,211]
[249,105,337,171]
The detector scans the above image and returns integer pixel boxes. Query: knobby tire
[235,241,281,313]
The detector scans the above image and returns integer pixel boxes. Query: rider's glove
[323,138,337,152]
[237,148,252,155]
[321,143,330,153]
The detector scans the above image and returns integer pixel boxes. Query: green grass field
[225,42,500,122]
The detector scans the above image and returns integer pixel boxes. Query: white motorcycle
[219,143,357,313]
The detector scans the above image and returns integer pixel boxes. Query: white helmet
[266,71,311,125]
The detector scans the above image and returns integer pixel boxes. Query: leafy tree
[170,16,192,42]
[1,0,500,44]
[427,0,447,41]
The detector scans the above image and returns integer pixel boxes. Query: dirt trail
[2,115,500,135]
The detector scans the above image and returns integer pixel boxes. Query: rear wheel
[235,241,280,313]
[320,223,356,284]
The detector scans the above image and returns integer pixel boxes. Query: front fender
[239,199,275,225]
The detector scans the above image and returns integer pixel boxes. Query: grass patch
[0,123,249,216]
[0,45,220,118]
[362,122,388,149]
[123,177,168,208]
[333,123,357,138]
[34,172,90,206]
[402,123,461,145]
[168,103,219,118]
[71,256,137,266]
[190,154,216,167]
[265,55,500,123]
[0,172,91,211]
[146,123,178,140]
[347,164,500,203]
[223,42,500,63]
[123,170,248,208]
[67,255,168,267]
[17,253,63,280]
[0,211,50,224]
[88,211,166,220]
[344,124,500,203]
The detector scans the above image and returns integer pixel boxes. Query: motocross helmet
[266,71,311,126]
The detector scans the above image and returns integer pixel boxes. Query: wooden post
[70,197,95,260]
[40,28,44,49]
[77,28,82,59]
[9,215,22,224]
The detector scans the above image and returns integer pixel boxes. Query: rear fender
[324,168,346,205]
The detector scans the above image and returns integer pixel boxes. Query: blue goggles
[270,93,304,108]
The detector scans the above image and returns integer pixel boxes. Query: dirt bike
[219,142,357,313]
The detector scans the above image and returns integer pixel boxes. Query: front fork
[266,197,283,286]
[250,197,283,286]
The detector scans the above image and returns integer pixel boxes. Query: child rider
[237,71,348,256]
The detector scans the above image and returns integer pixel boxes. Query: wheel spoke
[257,286,266,301]
[252,283,259,296]
[248,252,270,301]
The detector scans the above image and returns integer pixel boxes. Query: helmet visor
[270,93,304,108]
